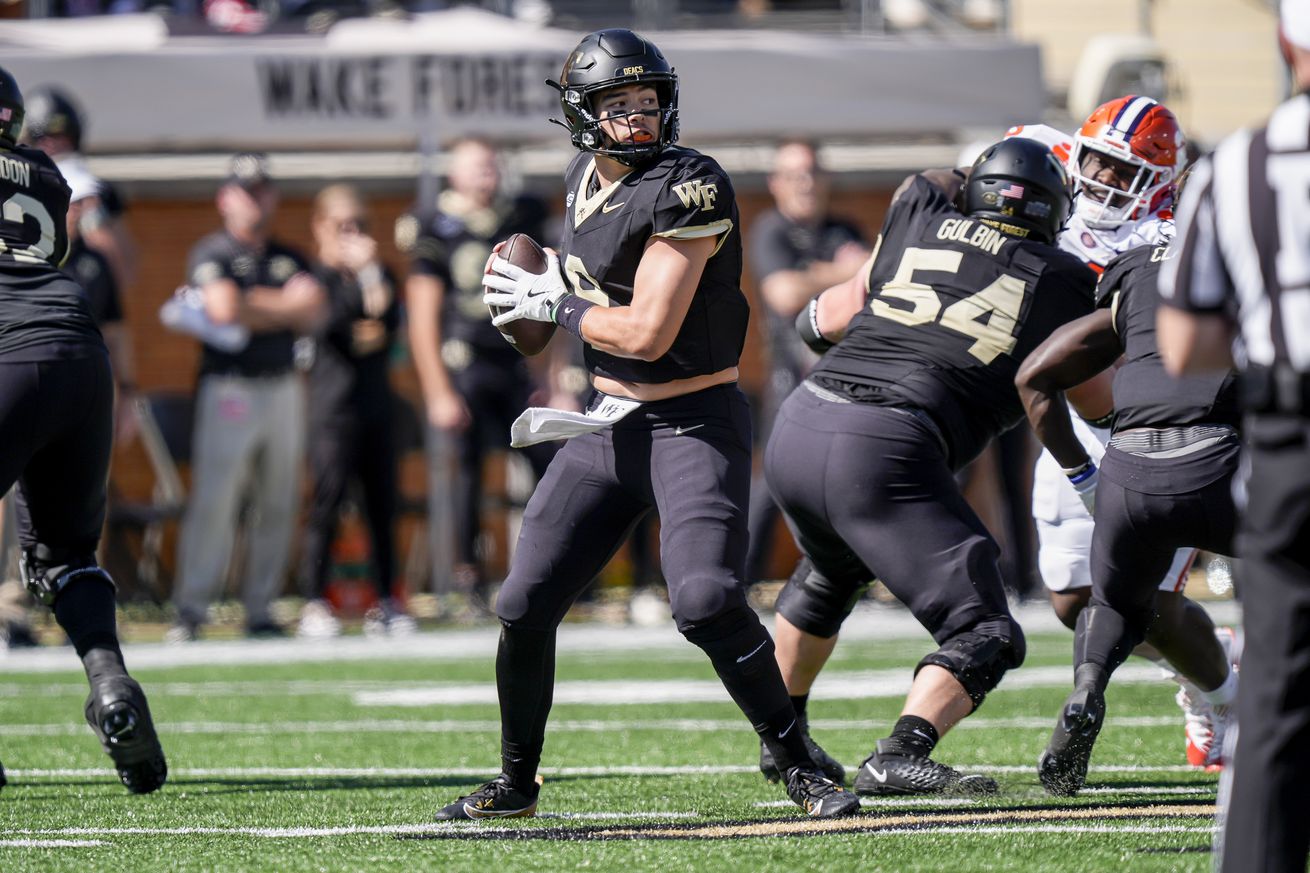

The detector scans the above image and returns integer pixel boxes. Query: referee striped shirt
[1159,92,1310,372]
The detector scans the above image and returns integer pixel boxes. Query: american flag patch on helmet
[997,183,1025,198]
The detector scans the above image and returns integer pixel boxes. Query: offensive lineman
[0,67,166,794]
[433,29,859,820]
[763,137,1093,794]
[1017,100,1239,769]
[1017,237,1241,795]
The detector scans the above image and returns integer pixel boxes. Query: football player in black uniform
[1016,238,1241,795]
[0,67,166,795]
[435,28,859,821]
[763,137,1093,795]
[402,137,558,603]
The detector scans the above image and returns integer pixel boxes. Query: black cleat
[1,757,6,792]
[854,740,998,796]
[1038,685,1105,797]
[760,715,846,785]
[435,774,540,821]
[84,675,167,795]
[784,765,861,818]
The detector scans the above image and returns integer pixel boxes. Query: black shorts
[0,352,113,555]
[496,383,753,633]
[764,383,1012,644]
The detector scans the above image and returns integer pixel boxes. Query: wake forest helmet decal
[961,137,1073,245]
[0,66,24,148]
[547,28,679,166]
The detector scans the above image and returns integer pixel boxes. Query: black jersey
[0,144,101,361]
[407,191,548,362]
[308,261,400,421]
[811,176,1095,468]
[560,147,748,384]
[187,231,312,378]
[62,238,121,327]
[749,209,866,377]
[1097,242,1240,431]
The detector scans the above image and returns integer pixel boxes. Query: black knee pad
[915,620,1026,711]
[774,557,870,639]
[21,546,114,607]
[680,604,763,656]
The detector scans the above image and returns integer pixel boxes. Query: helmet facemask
[551,75,679,167]
[1068,134,1175,230]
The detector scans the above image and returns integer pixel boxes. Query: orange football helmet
[1068,95,1185,229]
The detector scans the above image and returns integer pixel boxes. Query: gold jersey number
[870,246,1026,364]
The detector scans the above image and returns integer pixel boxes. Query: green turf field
[0,618,1223,872]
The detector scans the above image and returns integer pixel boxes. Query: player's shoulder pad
[1094,243,1155,309]
[1037,244,1097,299]
[647,146,732,187]
[11,143,59,174]
[898,174,957,216]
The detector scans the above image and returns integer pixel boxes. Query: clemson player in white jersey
[1010,97,1239,769]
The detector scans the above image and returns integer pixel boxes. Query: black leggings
[0,353,113,557]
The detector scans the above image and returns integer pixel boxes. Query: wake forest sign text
[256,54,561,121]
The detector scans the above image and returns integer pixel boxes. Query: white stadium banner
[0,9,1044,154]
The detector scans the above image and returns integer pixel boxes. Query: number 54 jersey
[809,176,1095,469]
[559,146,749,385]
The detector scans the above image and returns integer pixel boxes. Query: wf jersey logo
[672,180,719,212]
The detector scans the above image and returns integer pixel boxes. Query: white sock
[1201,668,1238,707]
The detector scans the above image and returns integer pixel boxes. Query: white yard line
[0,601,1241,674]
[349,663,1167,707]
[0,715,1183,737]
[0,839,106,848]
[0,663,1170,703]
[7,762,1211,779]
[8,813,699,840]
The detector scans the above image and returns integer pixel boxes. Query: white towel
[510,394,642,447]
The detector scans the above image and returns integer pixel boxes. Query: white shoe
[363,598,415,637]
[1176,681,1218,768]
[297,599,342,639]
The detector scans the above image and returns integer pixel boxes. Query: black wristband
[552,294,595,340]
[795,297,834,354]
[1081,411,1115,429]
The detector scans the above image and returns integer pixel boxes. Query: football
[489,233,558,356]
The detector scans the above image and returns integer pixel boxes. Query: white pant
[174,372,305,626]
[1033,414,1194,594]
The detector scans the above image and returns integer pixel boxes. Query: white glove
[482,251,569,326]
[1065,461,1098,516]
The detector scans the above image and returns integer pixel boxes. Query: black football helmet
[0,66,23,148]
[547,28,679,166]
[22,86,83,150]
[960,137,1073,244]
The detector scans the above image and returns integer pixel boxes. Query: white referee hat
[1282,0,1310,52]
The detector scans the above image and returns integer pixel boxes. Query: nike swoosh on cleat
[674,424,705,436]
[778,719,797,740]
[737,640,768,663]
[864,763,888,783]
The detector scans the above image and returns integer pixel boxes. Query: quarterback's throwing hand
[483,252,569,326]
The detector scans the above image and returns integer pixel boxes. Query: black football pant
[298,409,397,601]
[0,353,113,559]
[1220,415,1310,873]
[764,384,1017,646]
[494,385,805,782]
[1078,438,1240,674]
[452,357,555,571]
